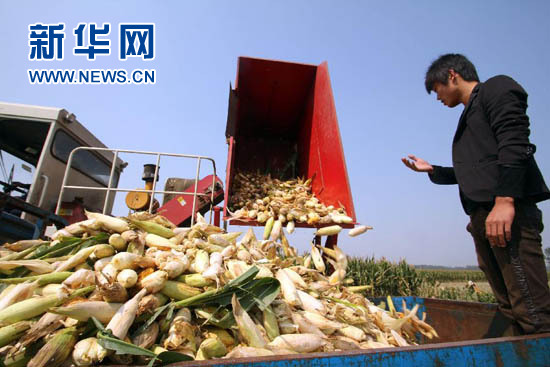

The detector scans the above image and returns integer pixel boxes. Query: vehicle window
[51,130,119,187]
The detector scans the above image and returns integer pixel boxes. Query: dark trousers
[467,201,550,334]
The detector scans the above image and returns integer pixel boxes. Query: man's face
[432,80,461,108]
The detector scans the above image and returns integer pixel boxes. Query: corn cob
[0,285,94,325]
[268,333,325,353]
[315,225,342,236]
[141,270,168,293]
[55,245,100,272]
[108,233,127,251]
[63,269,95,288]
[130,219,175,238]
[145,233,178,249]
[50,301,122,323]
[72,337,108,366]
[263,217,274,240]
[177,273,215,287]
[275,269,300,306]
[161,280,202,300]
[310,245,325,273]
[85,211,129,233]
[106,287,148,339]
[348,225,373,237]
[225,346,275,358]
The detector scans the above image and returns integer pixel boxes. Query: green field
[346,257,496,303]
[417,269,487,283]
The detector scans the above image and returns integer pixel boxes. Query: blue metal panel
[176,334,550,367]
[372,296,427,319]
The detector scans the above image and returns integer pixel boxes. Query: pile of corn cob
[228,172,355,230]
[0,211,437,366]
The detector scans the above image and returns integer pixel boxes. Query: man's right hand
[401,154,434,173]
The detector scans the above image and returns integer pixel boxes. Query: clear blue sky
[1,1,549,266]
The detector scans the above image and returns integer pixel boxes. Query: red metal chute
[224,57,355,228]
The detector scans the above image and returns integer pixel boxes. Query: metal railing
[55,147,218,227]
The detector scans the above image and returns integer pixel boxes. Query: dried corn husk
[50,301,122,323]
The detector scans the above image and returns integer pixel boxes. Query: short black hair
[425,54,479,93]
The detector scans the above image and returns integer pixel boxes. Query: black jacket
[429,75,550,214]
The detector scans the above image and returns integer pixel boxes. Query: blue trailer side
[167,334,549,367]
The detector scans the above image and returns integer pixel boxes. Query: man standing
[402,53,550,334]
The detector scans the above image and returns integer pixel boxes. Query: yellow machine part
[126,181,153,211]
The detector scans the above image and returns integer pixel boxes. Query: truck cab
[0,102,125,242]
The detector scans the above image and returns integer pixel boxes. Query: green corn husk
[232,294,267,348]
[347,285,373,293]
[0,285,94,325]
[28,327,78,367]
[5,239,49,252]
[89,244,116,261]
[161,281,202,300]
[42,255,71,263]
[35,240,81,259]
[0,243,44,261]
[51,301,122,323]
[204,327,236,348]
[130,219,175,239]
[263,217,275,240]
[172,267,280,321]
[177,274,215,287]
[0,294,63,326]
[54,246,97,272]
[35,234,108,260]
[262,305,280,341]
[196,337,227,360]
[159,305,176,335]
[0,321,32,347]
[0,270,71,285]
